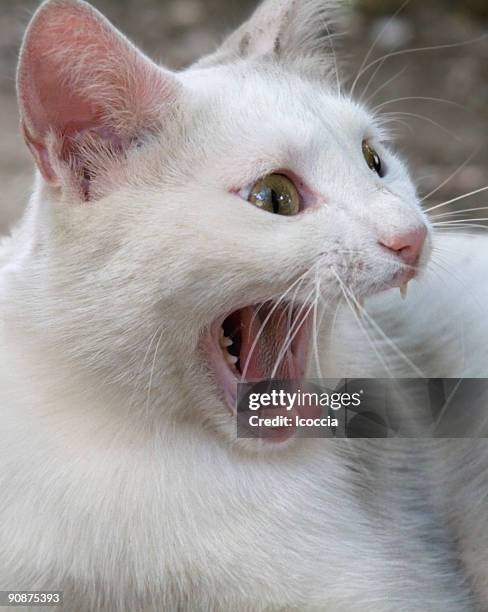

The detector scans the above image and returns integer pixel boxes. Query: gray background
[0,0,487,235]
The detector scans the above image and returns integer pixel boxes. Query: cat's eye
[248,174,300,216]
[362,140,383,177]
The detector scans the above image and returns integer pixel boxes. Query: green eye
[362,140,383,177]
[248,174,300,216]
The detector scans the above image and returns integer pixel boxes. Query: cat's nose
[378,225,427,267]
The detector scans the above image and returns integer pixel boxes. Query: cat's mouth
[207,301,312,413]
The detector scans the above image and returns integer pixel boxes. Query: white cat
[1,0,487,610]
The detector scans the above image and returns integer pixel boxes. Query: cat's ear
[197,0,344,77]
[17,0,180,196]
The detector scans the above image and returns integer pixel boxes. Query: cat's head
[15,0,431,444]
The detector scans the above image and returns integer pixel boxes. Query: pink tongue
[239,304,302,381]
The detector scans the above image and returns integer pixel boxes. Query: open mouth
[207,301,312,413]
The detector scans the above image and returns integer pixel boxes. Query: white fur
[1,0,487,610]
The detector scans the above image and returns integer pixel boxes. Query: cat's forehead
[174,63,393,191]
[181,63,375,141]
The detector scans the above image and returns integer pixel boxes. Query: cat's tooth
[400,283,408,300]
[226,354,238,366]
[220,336,233,349]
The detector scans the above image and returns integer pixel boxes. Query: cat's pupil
[372,154,381,174]
[362,141,384,178]
[247,174,300,216]
[271,190,281,214]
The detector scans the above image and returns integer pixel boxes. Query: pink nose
[379,225,427,267]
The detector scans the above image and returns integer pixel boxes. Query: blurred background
[0,0,486,235]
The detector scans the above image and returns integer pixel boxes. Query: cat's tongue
[239,303,306,380]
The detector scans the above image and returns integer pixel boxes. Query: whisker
[269,288,316,380]
[128,323,164,411]
[433,218,488,225]
[428,255,485,313]
[420,146,480,202]
[352,34,487,92]
[277,274,308,330]
[429,206,488,220]
[248,268,310,336]
[432,243,469,258]
[145,326,165,414]
[430,378,464,435]
[314,259,338,375]
[328,298,342,353]
[333,269,425,377]
[362,65,407,106]
[380,111,463,142]
[349,0,411,98]
[376,116,414,134]
[241,266,315,381]
[320,10,341,95]
[434,225,488,232]
[373,96,463,113]
[425,185,488,213]
[311,272,326,379]
[331,268,395,378]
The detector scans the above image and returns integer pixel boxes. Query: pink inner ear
[17,0,179,187]
[21,89,100,184]
[20,6,116,140]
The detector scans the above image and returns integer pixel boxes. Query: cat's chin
[206,301,312,414]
